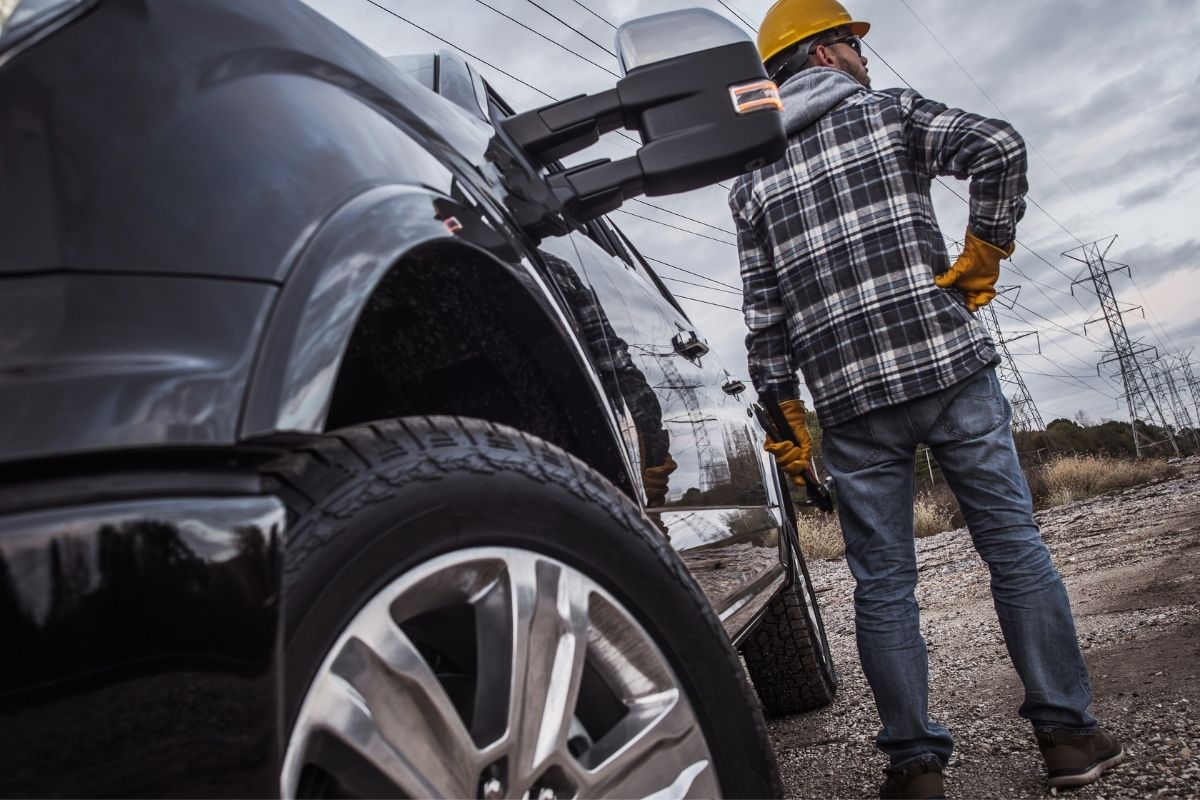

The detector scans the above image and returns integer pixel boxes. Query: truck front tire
[266,416,782,798]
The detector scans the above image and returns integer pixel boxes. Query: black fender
[239,184,636,493]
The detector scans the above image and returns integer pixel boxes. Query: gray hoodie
[779,67,865,135]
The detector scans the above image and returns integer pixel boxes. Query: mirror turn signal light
[729,80,783,115]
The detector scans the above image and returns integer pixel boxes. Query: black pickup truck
[0,1,836,797]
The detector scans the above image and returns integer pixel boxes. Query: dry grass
[795,512,846,561]
[913,491,957,537]
[796,456,1178,561]
[796,491,959,561]
[1040,454,1177,507]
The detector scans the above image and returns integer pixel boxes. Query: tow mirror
[500,8,785,224]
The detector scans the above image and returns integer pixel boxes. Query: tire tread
[264,416,784,798]
[741,569,837,717]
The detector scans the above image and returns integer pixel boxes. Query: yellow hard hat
[757,0,870,64]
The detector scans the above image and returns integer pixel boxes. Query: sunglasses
[819,35,863,56]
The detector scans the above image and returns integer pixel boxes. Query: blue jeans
[821,366,1096,768]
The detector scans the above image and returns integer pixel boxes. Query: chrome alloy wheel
[281,547,720,799]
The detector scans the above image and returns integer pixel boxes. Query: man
[730,1,1124,797]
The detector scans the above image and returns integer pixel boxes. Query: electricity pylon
[1168,350,1200,434]
[1154,357,1200,451]
[656,356,729,491]
[946,241,1051,450]
[979,291,1049,442]
[1065,236,1179,458]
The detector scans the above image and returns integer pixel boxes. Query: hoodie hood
[779,67,865,134]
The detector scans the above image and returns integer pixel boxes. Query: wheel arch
[240,185,635,496]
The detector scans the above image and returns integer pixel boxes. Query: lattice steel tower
[979,295,1048,438]
[1152,358,1200,451]
[948,233,1050,451]
[1065,236,1179,458]
[1171,350,1200,431]
[655,356,729,491]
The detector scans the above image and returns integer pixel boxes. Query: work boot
[879,756,945,799]
[1036,727,1125,789]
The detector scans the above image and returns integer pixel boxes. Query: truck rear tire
[741,536,838,717]
[266,416,782,798]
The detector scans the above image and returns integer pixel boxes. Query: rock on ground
[769,457,1200,798]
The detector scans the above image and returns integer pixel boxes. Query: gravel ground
[770,457,1200,798]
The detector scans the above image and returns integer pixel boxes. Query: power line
[894,0,1109,236]
[862,37,1102,293]
[1025,196,1085,247]
[1017,364,1112,393]
[860,39,912,89]
[364,0,558,101]
[1012,240,1095,301]
[631,199,737,236]
[567,0,615,30]
[1001,327,1121,400]
[467,0,619,77]
[1111,246,1186,358]
[990,303,1119,398]
[1065,237,1180,456]
[671,293,742,313]
[1014,363,1120,400]
[520,0,616,57]
[643,255,742,292]
[714,0,756,30]
[660,276,743,296]
[1067,242,1188,410]
[932,177,1092,299]
[980,303,1050,435]
[1005,299,1092,343]
[613,209,737,246]
[1000,258,1095,328]
[991,305,1121,394]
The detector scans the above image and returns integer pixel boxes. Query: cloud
[1110,239,1200,283]
[1116,182,1165,210]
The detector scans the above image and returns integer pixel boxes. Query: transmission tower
[1153,358,1200,451]
[655,356,729,491]
[1171,350,1200,431]
[1064,236,1180,458]
[947,233,1052,456]
[979,292,1049,448]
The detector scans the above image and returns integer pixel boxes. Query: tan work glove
[935,230,1015,312]
[763,398,813,488]
[642,455,677,507]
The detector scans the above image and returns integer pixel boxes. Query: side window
[606,221,691,321]
[599,221,636,267]
[468,64,490,123]
[485,83,516,119]
[435,50,488,122]
[581,221,622,261]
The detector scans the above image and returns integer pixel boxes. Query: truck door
[558,217,789,635]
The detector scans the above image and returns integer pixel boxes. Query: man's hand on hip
[935,230,1015,312]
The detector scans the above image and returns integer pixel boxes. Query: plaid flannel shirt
[730,86,1028,428]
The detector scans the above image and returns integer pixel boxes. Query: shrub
[795,511,845,561]
[796,455,1178,561]
[1039,454,1177,507]
[796,491,958,561]
[913,491,956,537]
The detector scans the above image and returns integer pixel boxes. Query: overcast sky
[306,0,1200,430]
